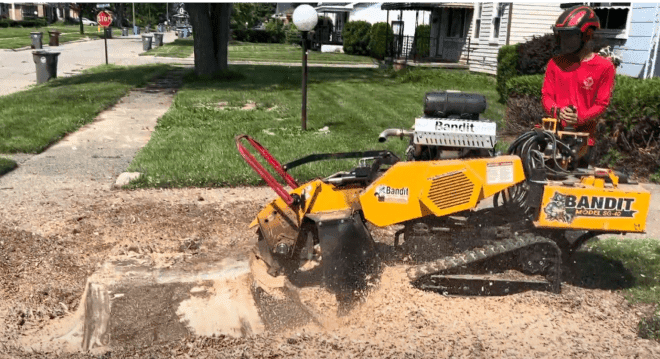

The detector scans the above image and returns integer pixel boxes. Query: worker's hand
[559,107,578,126]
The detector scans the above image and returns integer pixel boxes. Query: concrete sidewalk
[0,31,187,97]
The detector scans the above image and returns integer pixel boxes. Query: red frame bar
[235,135,300,206]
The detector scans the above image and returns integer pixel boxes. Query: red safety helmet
[553,5,601,55]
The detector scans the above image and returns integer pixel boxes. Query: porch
[381,3,474,67]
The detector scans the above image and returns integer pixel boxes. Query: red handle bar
[235,135,300,207]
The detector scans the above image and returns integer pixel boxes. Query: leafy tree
[230,3,276,30]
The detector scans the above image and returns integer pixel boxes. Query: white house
[313,2,431,48]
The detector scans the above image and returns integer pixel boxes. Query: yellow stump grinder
[236,91,651,301]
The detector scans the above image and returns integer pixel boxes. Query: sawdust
[0,186,659,357]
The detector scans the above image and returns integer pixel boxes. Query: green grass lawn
[140,38,194,58]
[0,23,122,49]
[126,66,503,188]
[0,157,17,175]
[582,238,660,304]
[141,41,375,64]
[229,42,375,64]
[0,64,175,153]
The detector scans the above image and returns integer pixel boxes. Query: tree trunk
[115,3,125,29]
[186,3,232,76]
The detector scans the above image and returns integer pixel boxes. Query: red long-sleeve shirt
[541,54,615,146]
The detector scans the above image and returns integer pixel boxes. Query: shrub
[413,24,431,58]
[265,19,285,43]
[517,33,555,75]
[368,22,393,60]
[284,23,300,45]
[496,44,519,103]
[505,74,544,98]
[0,18,46,28]
[231,29,279,43]
[342,21,371,56]
[503,94,546,135]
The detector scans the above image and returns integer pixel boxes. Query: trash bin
[30,32,43,49]
[104,27,113,39]
[153,33,163,47]
[133,25,140,35]
[122,27,129,37]
[179,28,188,38]
[32,50,60,84]
[166,25,171,32]
[144,26,150,34]
[47,30,60,47]
[141,35,153,51]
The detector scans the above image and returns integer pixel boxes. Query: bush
[505,74,544,98]
[413,24,431,58]
[496,44,519,103]
[232,29,280,43]
[284,23,300,45]
[368,22,393,60]
[517,33,555,75]
[0,18,46,28]
[265,19,285,43]
[342,21,371,56]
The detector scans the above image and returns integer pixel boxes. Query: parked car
[81,17,97,26]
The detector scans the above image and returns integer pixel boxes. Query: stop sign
[97,11,112,27]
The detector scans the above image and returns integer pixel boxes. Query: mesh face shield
[554,28,583,56]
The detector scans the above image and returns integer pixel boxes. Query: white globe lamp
[292,5,318,131]
[292,5,318,31]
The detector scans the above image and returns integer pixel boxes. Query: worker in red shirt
[542,5,615,166]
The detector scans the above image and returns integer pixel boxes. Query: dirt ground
[0,185,658,358]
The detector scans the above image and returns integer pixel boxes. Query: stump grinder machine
[236,91,651,299]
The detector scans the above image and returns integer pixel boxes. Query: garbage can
[141,35,153,51]
[153,33,164,47]
[180,28,189,38]
[32,50,60,84]
[133,25,140,35]
[122,27,129,37]
[30,32,43,49]
[47,30,60,47]
[144,26,150,34]
[104,27,113,39]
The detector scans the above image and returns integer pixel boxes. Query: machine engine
[379,91,497,160]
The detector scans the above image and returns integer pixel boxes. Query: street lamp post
[292,5,318,131]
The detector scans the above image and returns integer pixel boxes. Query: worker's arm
[577,63,615,125]
[541,61,559,118]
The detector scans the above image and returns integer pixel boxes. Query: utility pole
[132,3,135,29]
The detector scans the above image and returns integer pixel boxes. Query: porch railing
[387,34,472,65]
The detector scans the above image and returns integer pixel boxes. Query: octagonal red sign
[97,11,112,27]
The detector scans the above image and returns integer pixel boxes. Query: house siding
[465,2,562,75]
[467,3,515,75]
[613,3,660,78]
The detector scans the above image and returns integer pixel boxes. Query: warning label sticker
[487,161,514,184]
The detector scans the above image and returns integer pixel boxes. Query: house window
[474,3,483,39]
[446,8,468,38]
[489,2,504,44]
[590,3,631,32]
[561,3,633,39]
